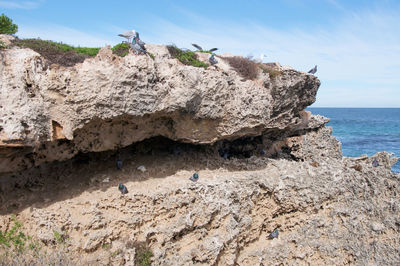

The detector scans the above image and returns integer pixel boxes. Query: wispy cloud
[0,0,44,9]
[142,7,400,107]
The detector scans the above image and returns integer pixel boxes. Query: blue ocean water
[308,108,400,173]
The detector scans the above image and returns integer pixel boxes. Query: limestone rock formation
[0,39,319,173]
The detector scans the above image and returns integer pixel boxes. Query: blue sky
[1,0,399,107]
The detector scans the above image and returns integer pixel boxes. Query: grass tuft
[223,56,259,80]
[258,63,282,79]
[112,42,130,57]
[167,45,208,68]
[0,40,6,49]
[12,38,100,67]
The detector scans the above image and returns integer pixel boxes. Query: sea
[307,108,400,173]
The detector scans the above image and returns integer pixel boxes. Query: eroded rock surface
[1,41,319,173]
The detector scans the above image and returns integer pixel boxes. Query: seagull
[192,43,218,53]
[189,172,199,182]
[209,54,218,65]
[116,157,123,170]
[118,30,136,43]
[118,183,128,194]
[268,228,279,239]
[308,65,317,74]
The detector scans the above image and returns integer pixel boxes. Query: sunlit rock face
[0,41,320,173]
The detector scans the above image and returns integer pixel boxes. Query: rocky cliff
[0,37,399,265]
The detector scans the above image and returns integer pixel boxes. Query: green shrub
[12,38,100,67]
[0,40,6,49]
[0,14,18,34]
[112,42,130,57]
[167,45,208,68]
[0,215,27,253]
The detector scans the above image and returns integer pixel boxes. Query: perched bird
[268,228,279,239]
[130,32,147,54]
[116,157,123,170]
[218,148,229,160]
[209,54,218,65]
[189,172,199,182]
[372,159,379,167]
[118,183,128,194]
[308,65,317,74]
[118,30,136,43]
[137,165,146,172]
[260,149,266,156]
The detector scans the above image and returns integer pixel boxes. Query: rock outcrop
[1,38,399,265]
[1,41,319,173]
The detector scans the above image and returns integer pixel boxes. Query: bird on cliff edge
[268,228,279,239]
[209,54,218,65]
[130,32,147,55]
[189,172,199,182]
[118,30,137,43]
[308,65,317,74]
[118,183,128,194]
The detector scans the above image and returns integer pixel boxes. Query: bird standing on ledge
[118,183,128,194]
[308,65,317,74]
[268,228,279,239]
[189,172,199,182]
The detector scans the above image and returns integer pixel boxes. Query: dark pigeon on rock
[118,183,128,194]
[189,172,199,182]
[268,228,279,239]
[209,54,218,65]
[372,159,379,167]
[116,158,123,170]
[308,65,317,74]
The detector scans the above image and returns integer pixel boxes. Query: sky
[1,0,399,107]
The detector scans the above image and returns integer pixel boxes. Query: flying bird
[118,30,136,43]
[308,65,317,74]
[189,172,199,182]
[192,43,218,53]
[192,43,203,51]
[118,183,128,194]
[268,228,279,239]
[209,54,218,65]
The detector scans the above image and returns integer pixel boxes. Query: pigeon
[118,183,128,194]
[268,228,279,239]
[308,65,317,74]
[137,165,146,172]
[192,43,203,51]
[260,149,266,156]
[130,32,147,54]
[118,30,136,43]
[209,54,218,65]
[116,158,123,170]
[372,159,379,167]
[189,172,199,182]
[192,43,218,53]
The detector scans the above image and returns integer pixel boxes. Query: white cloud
[0,0,44,9]
[143,7,400,107]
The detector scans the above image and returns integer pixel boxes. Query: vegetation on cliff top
[12,38,100,67]
[167,45,209,68]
